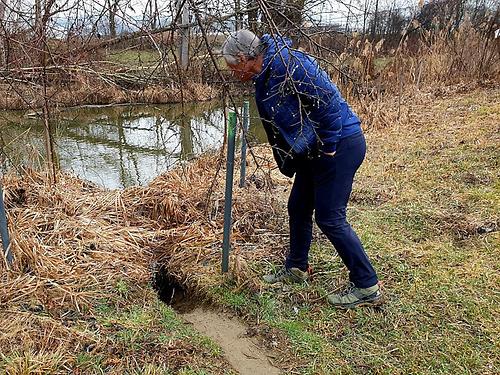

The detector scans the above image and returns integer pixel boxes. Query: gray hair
[222,30,263,65]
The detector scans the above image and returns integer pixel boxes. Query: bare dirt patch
[183,308,281,375]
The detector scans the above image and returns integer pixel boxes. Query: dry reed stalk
[325,20,499,133]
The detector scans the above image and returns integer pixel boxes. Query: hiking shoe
[262,266,309,284]
[327,282,382,309]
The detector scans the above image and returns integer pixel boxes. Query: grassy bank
[0,169,235,373]
[1,86,498,374]
[0,48,232,111]
[0,79,221,111]
[213,86,500,374]
[1,280,233,374]
[1,287,232,374]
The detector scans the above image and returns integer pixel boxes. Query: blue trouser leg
[286,166,314,271]
[286,132,378,288]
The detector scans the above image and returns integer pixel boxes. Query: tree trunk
[108,0,119,37]
[145,0,160,29]
[362,0,369,36]
[153,0,159,29]
[177,0,189,69]
[0,0,5,68]
[35,0,42,31]
[37,0,58,184]
[371,0,379,40]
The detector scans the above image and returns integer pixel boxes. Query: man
[222,30,382,308]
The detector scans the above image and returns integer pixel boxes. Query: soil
[182,308,282,375]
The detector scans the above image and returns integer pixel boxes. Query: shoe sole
[330,294,384,309]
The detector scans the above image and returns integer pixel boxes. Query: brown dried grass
[114,147,288,291]
[1,171,152,312]
[1,147,285,296]
[0,145,287,371]
[331,19,499,128]
[0,74,220,110]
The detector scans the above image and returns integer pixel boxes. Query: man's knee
[315,215,349,236]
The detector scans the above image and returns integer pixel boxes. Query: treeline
[367,0,498,42]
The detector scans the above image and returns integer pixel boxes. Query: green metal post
[0,182,12,266]
[239,101,249,188]
[222,111,237,273]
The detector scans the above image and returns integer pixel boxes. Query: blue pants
[285,132,378,288]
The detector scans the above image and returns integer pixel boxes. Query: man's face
[227,57,257,82]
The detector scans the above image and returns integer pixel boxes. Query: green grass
[107,49,162,66]
[211,88,500,374]
[75,352,105,373]
[19,283,230,374]
[92,293,223,358]
[115,278,131,297]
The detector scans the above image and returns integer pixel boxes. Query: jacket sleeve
[284,51,343,153]
[263,69,315,155]
[261,118,296,177]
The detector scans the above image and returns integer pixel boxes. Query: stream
[0,99,266,189]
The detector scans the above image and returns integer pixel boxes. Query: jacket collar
[253,34,292,83]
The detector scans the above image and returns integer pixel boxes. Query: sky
[5,0,419,34]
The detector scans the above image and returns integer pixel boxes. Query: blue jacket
[253,34,362,176]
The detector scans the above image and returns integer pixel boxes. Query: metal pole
[222,111,236,273]
[239,101,249,188]
[0,182,12,266]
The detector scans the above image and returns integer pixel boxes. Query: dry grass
[0,164,252,373]
[0,143,285,373]
[210,86,500,374]
[113,146,288,292]
[0,77,220,110]
[332,20,499,116]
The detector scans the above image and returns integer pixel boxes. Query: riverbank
[0,80,225,111]
[1,86,498,373]
[0,141,285,372]
[0,54,253,111]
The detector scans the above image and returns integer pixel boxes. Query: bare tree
[108,0,120,37]
[0,0,5,67]
[371,0,379,39]
[36,0,58,183]
[247,0,259,32]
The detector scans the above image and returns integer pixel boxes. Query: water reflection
[0,99,266,189]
